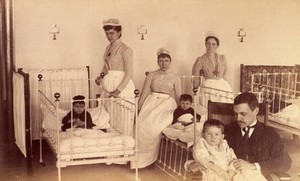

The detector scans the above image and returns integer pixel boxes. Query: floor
[0,139,176,181]
[0,102,300,181]
[1,133,299,181]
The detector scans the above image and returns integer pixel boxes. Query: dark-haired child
[172,94,201,129]
[61,95,96,131]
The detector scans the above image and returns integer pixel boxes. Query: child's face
[203,126,224,147]
[73,103,85,114]
[180,100,191,110]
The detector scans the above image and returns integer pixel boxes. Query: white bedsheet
[269,104,300,129]
[162,122,203,147]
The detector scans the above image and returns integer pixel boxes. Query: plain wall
[13,0,300,96]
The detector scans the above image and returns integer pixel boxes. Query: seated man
[187,92,292,181]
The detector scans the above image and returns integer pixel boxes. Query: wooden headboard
[240,64,300,92]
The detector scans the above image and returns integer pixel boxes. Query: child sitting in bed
[171,94,201,129]
[193,119,266,181]
[61,95,96,131]
[163,94,201,141]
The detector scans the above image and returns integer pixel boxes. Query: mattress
[43,128,135,154]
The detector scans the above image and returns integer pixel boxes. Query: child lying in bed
[193,119,266,181]
[61,95,96,131]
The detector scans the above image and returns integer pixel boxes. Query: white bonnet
[206,31,218,39]
[103,18,121,27]
[157,48,170,56]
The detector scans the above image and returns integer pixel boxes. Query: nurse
[132,48,182,169]
[96,18,135,99]
[192,31,233,102]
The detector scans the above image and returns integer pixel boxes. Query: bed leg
[39,135,45,166]
[135,167,139,181]
[58,166,62,181]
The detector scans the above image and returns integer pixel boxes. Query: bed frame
[37,75,139,181]
[18,66,91,140]
[13,68,140,181]
[240,64,300,92]
[250,72,300,136]
[241,64,300,136]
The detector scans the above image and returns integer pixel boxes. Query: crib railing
[20,67,90,140]
[39,92,137,153]
[38,89,139,181]
[251,72,300,114]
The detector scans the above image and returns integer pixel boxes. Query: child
[163,94,201,141]
[193,119,266,181]
[61,95,96,131]
[171,94,201,129]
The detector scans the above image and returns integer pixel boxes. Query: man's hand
[231,159,257,170]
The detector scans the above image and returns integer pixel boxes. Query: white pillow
[40,103,66,131]
[163,127,182,140]
[178,113,193,123]
[87,106,110,129]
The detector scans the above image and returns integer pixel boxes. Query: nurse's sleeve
[192,57,203,88]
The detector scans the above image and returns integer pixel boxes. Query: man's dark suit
[225,121,292,180]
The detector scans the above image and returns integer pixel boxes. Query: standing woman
[192,32,232,102]
[96,18,135,99]
[131,48,182,169]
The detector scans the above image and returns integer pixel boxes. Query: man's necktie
[242,124,256,141]
[242,127,250,140]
